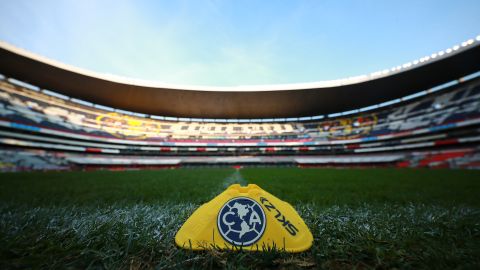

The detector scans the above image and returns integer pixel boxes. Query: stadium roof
[1,39,479,119]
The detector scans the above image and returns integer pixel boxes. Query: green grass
[1,168,479,269]
[0,169,232,205]
[242,168,480,206]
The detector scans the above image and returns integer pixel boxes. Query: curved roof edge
[1,38,480,118]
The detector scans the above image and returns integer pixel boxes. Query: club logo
[217,197,266,246]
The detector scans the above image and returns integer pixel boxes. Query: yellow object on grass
[175,184,313,252]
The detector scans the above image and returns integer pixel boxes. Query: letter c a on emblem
[222,211,235,226]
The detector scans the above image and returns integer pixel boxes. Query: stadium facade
[0,37,479,171]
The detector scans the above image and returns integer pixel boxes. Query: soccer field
[1,168,479,269]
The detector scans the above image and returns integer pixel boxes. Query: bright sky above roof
[0,0,479,87]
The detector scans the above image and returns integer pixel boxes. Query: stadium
[1,2,480,269]
[1,39,480,170]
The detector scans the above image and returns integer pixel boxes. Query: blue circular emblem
[217,197,266,246]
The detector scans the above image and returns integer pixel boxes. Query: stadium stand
[0,70,479,171]
[0,37,479,171]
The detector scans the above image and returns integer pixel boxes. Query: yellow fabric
[175,184,313,252]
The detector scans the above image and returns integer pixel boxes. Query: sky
[0,0,479,87]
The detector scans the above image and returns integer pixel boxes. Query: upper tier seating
[0,76,479,145]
